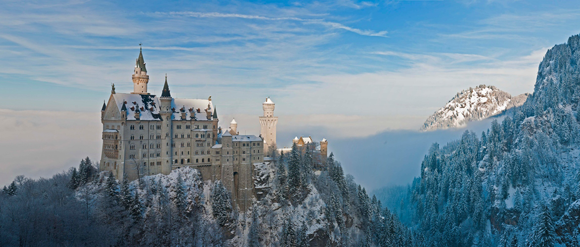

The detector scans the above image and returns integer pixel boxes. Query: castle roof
[264,97,274,104]
[111,93,214,121]
[101,101,106,111]
[232,135,262,142]
[231,118,237,124]
[136,47,147,72]
[161,74,171,97]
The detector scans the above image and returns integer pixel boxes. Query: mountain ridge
[421,85,529,131]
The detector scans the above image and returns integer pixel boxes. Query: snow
[110,93,214,121]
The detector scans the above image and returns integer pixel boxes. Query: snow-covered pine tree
[288,143,302,198]
[531,204,556,247]
[297,221,308,247]
[69,167,80,190]
[211,181,233,227]
[247,205,261,247]
[7,181,17,196]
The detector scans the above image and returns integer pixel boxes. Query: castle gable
[103,96,122,120]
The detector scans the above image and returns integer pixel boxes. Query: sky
[1,0,580,187]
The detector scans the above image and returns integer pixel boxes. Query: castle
[100,48,326,210]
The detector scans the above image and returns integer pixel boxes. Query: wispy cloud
[158,11,388,37]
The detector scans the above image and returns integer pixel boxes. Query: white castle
[100,48,325,210]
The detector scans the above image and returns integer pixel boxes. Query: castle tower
[132,45,150,95]
[259,97,278,153]
[159,74,173,175]
[320,138,328,165]
[229,118,238,135]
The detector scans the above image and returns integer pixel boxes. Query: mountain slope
[421,85,529,131]
[385,34,580,246]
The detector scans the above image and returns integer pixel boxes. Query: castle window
[227,151,229,154]
[143,144,147,149]
[181,134,184,138]
[253,143,255,146]
[156,125,161,130]
[175,159,178,164]
[195,151,199,155]
[177,125,181,129]
[157,162,161,166]
[227,159,229,162]
[156,135,161,139]
[187,158,190,163]
[150,144,154,149]
[208,158,211,162]
[181,143,184,147]
[208,133,211,138]
[216,151,220,154]
[140,135,143,140]
[151,153,155,157]
[175,151,177,155]
[142,153,146,158]
[150,135,154,139]
[150,162,154,166]
[181,159,184,164]
[157,153,160,157]
[130,145,135,150]
[257,143,260,146]
[181,151,183,155]
[196,134,199,138]
[175,134,178,138]
[203,125,207,129]
[187,134,191,138]
[187,143,191,147]
[130,125,135,130]
[195,125,199,129]
[202,158,204,162]
[139,125,144,130]
[243,151,246,154]
[186,125,191,129]
[150,125,154,130]
[131,135,134,140]
[196,159,199,163]
[207,143,210,147]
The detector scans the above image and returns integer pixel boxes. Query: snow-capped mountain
[420,85,529,131]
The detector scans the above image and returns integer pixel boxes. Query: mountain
[378,34,580,246]
[420,85,529,131]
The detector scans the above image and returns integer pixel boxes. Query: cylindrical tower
[259,97,278,154]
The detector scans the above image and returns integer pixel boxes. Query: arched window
[181,159,184,164]
[196,159,199,163]
[208,158,211,162]
[202,158,205,162]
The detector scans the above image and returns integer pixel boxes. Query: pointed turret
[121,102,127,112]
[213,107,218,119]
[101,101,106,111]
[136,46,147,72]
[132,45,150,95]
[161,74,171,97]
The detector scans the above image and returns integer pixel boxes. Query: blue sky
[1,0,580,186]
[2,0,580,121]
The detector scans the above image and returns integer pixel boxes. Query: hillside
[0,148,416,246]
[420,85,529,131]
[381,34,580,246]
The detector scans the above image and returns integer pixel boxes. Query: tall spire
[161,73,171,97]
[213,107,218,119]
[101,101,106,111]
[136,43,147,72]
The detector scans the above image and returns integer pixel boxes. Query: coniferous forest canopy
[6,34,580,246]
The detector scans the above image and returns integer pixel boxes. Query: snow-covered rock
[420,85,529,131]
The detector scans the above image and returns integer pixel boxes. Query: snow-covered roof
[321,138,327,142]
[232,135,262,142]
[103,129,118,133]
[222,131,232,137]
[110,93,214,121]
[231,118,237,124]
[264,97,274,104]
[301,137,313,144]
[212,144,223,149]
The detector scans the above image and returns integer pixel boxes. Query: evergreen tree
[7,181,17,196]
[247,205,261,247]
[297,221,308,247]
[173,173,186,213]
[130,191,142,221]
[121,173,132,209]
[69,168,80,190]
[288,143,302,197]
[211,181,233,226]
[531,204,556,247]
[275,152,288,200]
